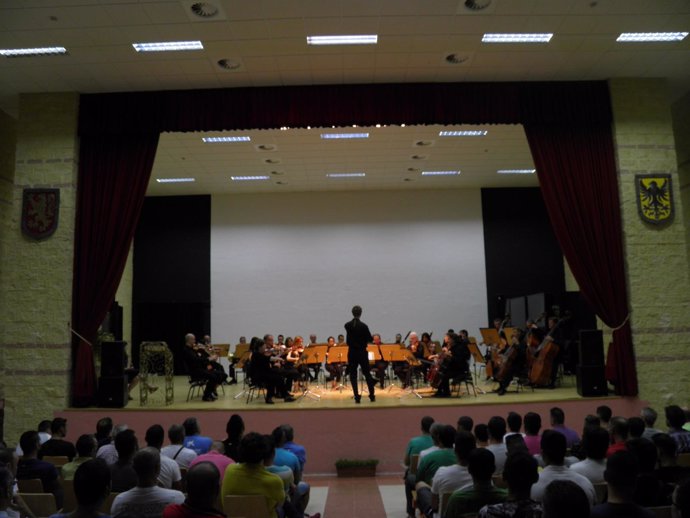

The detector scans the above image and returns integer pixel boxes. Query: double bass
[485,315,510,379]
[528,315,569,387]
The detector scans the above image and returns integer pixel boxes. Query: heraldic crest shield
[635,173,673,225]
[21,188,60,239]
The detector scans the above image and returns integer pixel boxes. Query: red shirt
[606,441,627,457]
[163,503,225,518]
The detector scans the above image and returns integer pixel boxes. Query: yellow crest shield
[636,174,673,225]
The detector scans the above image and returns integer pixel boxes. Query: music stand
[363,345,383,394]
[397,349,424,399]
[298,345,328,401]
[379,344,405,392]
[326,345,349,392]
[231,345,253,400]
[479,328,500,346]
[467,341,487,395]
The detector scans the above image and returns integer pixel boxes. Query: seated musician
[265,334,299,396]
[418,332,434,377]
[285,336,307,388]
[495,329,528,396]
[202,334,237,384]
[248,338,295,404]
[183,333,225,402]
[191,334,229,383]
[371,334,388,389]
[394,332,422,386]
[433,332,471,398]
[325,336,346,389]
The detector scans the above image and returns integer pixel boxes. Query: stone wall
[0,93,79,444]
[610,79,690,410]
[671,90,690,274]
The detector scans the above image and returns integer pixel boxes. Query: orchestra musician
[395,331,425,387]
[433,331,471,398]
[324,336,346,389]
[495,329,528,396]
[370,333,388,389]
[248,337,296,404]
[285,336,307,389]
[264,334,299,396]
[183,333,225,402]
[345,305,377,403]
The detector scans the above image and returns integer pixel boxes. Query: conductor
[345,305,377,403]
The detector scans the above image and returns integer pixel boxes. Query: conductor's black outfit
[345,317,376,402]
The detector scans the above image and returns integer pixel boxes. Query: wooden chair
[647,506,673,518]
[593,482,607,504]
[100,491,120,514]
[409,453,420,475]
[18,493,57,518]
[677,452,690,467]
[61,478,77,512]
[42,455,70,467]
[223,494,271,518]
[17,479,44,493]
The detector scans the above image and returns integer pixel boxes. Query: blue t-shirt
[183,435,213,455]
[273,448,301,478]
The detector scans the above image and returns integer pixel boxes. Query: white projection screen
[211,189,487,343]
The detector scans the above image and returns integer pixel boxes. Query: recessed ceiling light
[132,41,204,52]
[439,130,488,136]
[156,178,195,183]
[421,171,461,176]
[202,136,251,143]
[616,32,688,42]
[326,173,366,178]
[0,47,67,57]
[482,33,553,43]
[307,35,378,45]
[320,133,370,139]
[497,169,536,174]
[230,175,270,181]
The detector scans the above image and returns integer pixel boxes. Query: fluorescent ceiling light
[617,32,688,42]
[482,33,553,43]
[156,178,195,183]
[132,41,203,52]
[326,173,366,178]
[0,47,67,57]
[320,133,370,139]
[439,130,487,137]
[230,175,270,181]
[307,35,378,45]
[497,169,536,174]
[202,136,251,143]
[421,171,461,176]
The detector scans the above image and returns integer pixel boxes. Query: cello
[528,315,569,387]
[496,330,521,382]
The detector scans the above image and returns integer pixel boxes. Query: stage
[60,374,645,475]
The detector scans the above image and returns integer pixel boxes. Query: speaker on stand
[98,340,128,407]
[576,330,608,397]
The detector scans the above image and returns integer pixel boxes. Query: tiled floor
[305,476,405,518]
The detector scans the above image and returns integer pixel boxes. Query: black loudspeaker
[98,376,127,408]
[576,365,608,397]
[579,330,605,366]
[100,341,126,377]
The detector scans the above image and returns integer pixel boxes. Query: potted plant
[335,458,379,477]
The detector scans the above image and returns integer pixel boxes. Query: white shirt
[161,444,197,469]
[486,443,507,474]
[96,443,119,465]
[419,445,440,460]
[111,485,185,518]
[431,464,473,518]
[157,452,182,488]
[530,465,596,505]
[569,458,606,484]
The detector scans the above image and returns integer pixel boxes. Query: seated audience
[486,417,508,474]
[549,407,580,449]
[189,442,234,484]
[474,424,489,448]
[61,434,98,481]
[570,426,609,485]
[605,417,628,457]
[145,425,182,490]
[457,416,473,434]
[221,415,244,462]
[504,412,524,443]
[161,424,197,469]
[596,406,612,430]
[444,449,507,517]
[16,431,63,508]
[530,430,595,505]
[96,424,128,465]
[478,451,541,518]
[281,425,306,471]
[111,447,185,518]
[627,417,645,439]
[640,407,662,440]
[590,450,654,518]
[625,437,670,507]
[404,416,435,518]
[49,459,111,518]
[652,432,690,485]
[38,418,76,461]
[420,424,443,460]
[162,462,224,518]
[37,421,52,445]
[95,417,113,448]
[109,429,138,493]
[416,425,458,486]
[182,418,213,455]
[666,405,690,453]
[523,412,542,456]
[542,480,591,518]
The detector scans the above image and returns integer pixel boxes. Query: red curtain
[71,133,159,406]
[524,123,637,395]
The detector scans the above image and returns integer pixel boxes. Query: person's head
[467,448,495,483]
[666,405,687,429]
[457,416,473,433]
[372,333,381,345]
[96,417,113,440]
[110,423,128,439]
[73,459,111,508]
[185,333,196,346]
[542,480,591,518]
[583,414,601,430]
[438,425,457,449]
[609,416,629,443]
[75,434,98,458]
[203,335,211,344]
[239,336,247,344]
[507,412,522,433]
[352,305,362,318]
[409,332,418,344]
[271,426,286,447]
[38,420,52,434]
[286,337,294,348]
[550,407,565,426]
[337,334,345,343]
[226,414,244,441]
[641,407,658,428]
[309,334,317,343]
[183,417,201,436]
[250,337,263,352]
[652,433,678,465]
[209,441,225,454]
[604,450,639,499]
[524,412,542,436]
[327,336,335,345]
[19,431,40,457]
[429,423,444,446]
[540,429,567,466]
[280,424,295,443]
[114,429,138,462]
[673,478,690,518]
[395,333,403,343]
[487,416,507,443]
[277,334,284,344]
[51,417,67,437]
[238,432,270,464]
[145,424,165,450]
[625,437,657,473]
[596,405,612,424]
[474,424,489,444]
[185,461,221,508]
[421,416,435,434]
[421,332,431,343]
[503,451,539,496]
[263,334,274,347]
[132,447,161,485]
[168,423,185,445]
[454,431,476,465]
[582,426,609,461]
[627,417,645,439]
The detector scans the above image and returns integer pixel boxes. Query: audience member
[640,407,662,439]
[475,424,489,448]
[652,432,690,485]
[590,450,653,518]
[37,421,52,445]
[486,417,508,474]
[625,437,669,507]
[162,462,224,518]
[523,412,542,456]
[478,451,541,518]
[96,424,127,465]
[419,424,443,460]
[189,442,234,483]
[504,412,524,443]
[416,425,457,486]
[271,427,302,481]
[221,414,244,462]
[673,478,690,518]
[95,417,113,448]
[627,417,645,439]
[161,424,197,469]
[549,407,580,449]
[596,406,612,429]
[111,447,185,518]
[405,416,435,518]
[666,405,690,453]
[606,417,629,457]
[60,434,97,481]
[570,426,609,485]
[50,459,111,518]
[182,418,213,455]
[542,480,591,518]
[16,431,63,508]
[530,430,595,505]
[281,425,306,471]
[444,449,507,517]
[457,416,473,434]
[38,418,76,461]
[109,429,138,492]
[145,424,182,490]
